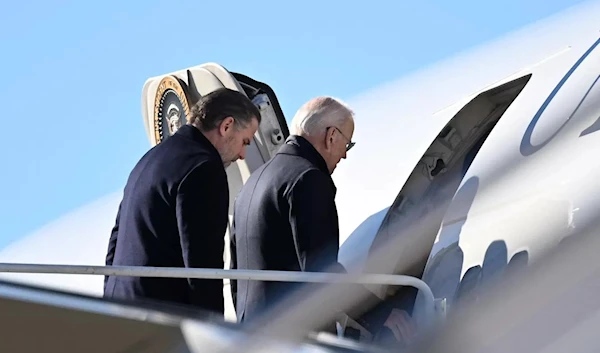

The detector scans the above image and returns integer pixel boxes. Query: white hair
[290,96,354,137]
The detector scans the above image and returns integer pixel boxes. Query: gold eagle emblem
[152,76,191,145]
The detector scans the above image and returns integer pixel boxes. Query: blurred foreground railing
[0,262,436,322]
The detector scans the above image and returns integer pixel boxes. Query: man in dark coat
[230,97,362,324]
[104,88,261,315]
[230,97,417,342]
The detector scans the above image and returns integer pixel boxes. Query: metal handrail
[0,263,436,322]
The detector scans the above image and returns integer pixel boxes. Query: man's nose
[239,146,246,160]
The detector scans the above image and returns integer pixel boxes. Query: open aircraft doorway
[338,74,532,343]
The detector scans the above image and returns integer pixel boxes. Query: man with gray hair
[288,96,356,173]
[230,96,355,324]
[230,96,417,343]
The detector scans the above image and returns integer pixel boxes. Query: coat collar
[278,135,331,176]
[175,125,222,161]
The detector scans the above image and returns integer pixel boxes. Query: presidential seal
[153,75,191,145]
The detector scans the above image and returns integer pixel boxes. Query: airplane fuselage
[1,0,600,345]
[336,0,600,335]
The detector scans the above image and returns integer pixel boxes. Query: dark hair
[188,88,261,131]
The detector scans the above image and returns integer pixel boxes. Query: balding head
[290,96,354,137]
[290,96,355,174]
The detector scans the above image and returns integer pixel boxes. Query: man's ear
[324,127,335,151]
[219,117,235,136]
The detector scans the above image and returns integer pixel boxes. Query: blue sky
[0,0,588,249]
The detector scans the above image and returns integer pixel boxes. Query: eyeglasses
[328,126,356,152]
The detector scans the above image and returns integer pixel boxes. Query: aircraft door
[141,62,289,321]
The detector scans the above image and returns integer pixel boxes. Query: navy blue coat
[230,136,340,322]
[230,136,382,329]
[104,124,229,314]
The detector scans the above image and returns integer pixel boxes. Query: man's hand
[383,309,417,344]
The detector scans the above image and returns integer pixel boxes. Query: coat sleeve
[229,208,238,310]
[288,170,383,328]
[176,161,229,308]
[288,169,340,273]
[105,201,122,266]
[104,201,122,290]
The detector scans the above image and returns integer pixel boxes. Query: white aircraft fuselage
[335,0,600,308]
[1,0,599,341]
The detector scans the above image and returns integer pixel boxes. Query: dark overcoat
[104,124,229,314]
[231,135,384,329]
